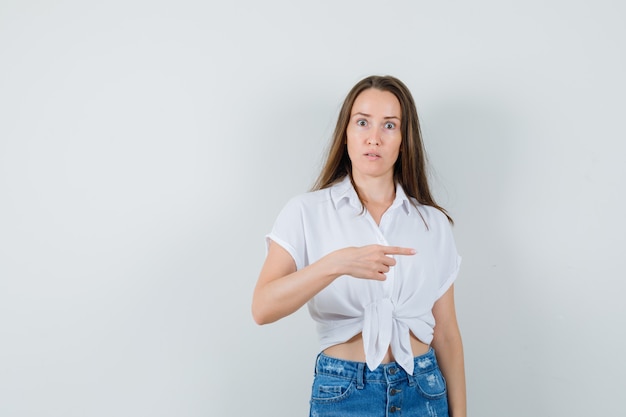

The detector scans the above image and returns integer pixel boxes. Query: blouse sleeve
[265,197,307,271]
[434,211,462,300]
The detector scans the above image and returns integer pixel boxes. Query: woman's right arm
[251,241,415,325]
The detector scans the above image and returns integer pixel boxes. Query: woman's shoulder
[416,203,448,219]
[409,200,453,229]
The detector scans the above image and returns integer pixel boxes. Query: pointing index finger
[383,246,417,256]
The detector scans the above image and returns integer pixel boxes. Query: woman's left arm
[431,284,467,417]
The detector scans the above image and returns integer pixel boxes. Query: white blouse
[266,176,461,375]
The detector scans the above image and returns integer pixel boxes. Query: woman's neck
[352,173,396,205]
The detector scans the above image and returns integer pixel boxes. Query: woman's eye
[357,119,367,127]
[384,122,396,129]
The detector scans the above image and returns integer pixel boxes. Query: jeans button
[389,367,398,375]
[390,388,400,395]
[390,406,400,413]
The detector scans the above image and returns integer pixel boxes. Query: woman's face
[346,88,402,183]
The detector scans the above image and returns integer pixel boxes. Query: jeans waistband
[315,347,438,382]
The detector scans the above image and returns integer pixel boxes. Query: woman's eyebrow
[351,112,400,120]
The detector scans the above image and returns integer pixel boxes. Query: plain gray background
[1,1,625,416]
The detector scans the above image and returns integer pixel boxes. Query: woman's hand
[252,242,415,325]
[324,245,416,281]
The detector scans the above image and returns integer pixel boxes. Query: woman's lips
[365,152,381,160]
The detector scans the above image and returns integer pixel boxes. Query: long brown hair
[312,75,452,224]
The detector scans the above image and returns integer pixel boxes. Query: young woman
[252,75,466,417]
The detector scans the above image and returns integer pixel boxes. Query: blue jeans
[309,348,449,417]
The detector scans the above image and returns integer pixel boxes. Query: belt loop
[356,362,365,389]
[314,352,322,375]
[407,370,416,387]
[407,359,416,387]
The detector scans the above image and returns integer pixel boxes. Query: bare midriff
[323,332,430,363]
